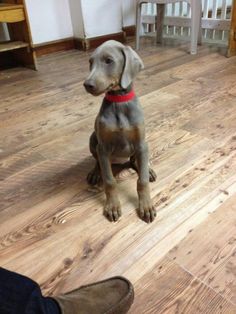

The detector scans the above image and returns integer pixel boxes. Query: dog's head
[84,40,144,96]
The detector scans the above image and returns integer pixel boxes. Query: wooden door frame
[228,0,236,56]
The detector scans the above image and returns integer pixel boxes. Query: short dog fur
[84,40,156,223]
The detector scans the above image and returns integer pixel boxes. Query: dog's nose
[84,80,96,93]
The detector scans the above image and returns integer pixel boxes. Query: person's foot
[54,276,134,314]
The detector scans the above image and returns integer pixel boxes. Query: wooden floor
[0,39,236,313]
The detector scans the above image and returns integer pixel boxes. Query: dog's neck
[105,85,135,103]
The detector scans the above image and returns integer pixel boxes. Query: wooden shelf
[0,1,37,70]
[0,40,29,52]
[0,4,25,23]
[0,4,24,11]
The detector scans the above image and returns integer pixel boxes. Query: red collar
[105,89,135,103]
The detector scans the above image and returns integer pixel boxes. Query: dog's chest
[96,100,144,148]
[98,112,136,159]
[106,111,130,130]
[98,111,136,139]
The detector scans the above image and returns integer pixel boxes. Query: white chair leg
[190,0,202,55]
[135,1,143,50]
[156,3,165,44]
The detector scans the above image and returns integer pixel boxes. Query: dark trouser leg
[0,268,61,314]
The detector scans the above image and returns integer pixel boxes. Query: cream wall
[122,0,136,27]
[0,0,233,44]
[69,0,123,39]
[0,0,130,43]
[68,0,85,38]
[77,0,123,39]
[25,0,73,45]
[0,0,74,44]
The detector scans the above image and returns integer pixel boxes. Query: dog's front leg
[96,144,121,222]
[136,142,156,223]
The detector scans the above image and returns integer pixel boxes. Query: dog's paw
[138,199,156,223]
[149,168,157,182]
[104,199,122,222]
[87,168,101,186]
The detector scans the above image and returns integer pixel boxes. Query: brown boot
[54,276,134,314]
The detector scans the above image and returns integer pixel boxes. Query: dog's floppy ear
[120,46,144,89]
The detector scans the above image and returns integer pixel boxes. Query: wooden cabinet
[0,1,37,69]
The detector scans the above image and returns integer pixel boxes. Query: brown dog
[84,40,156,223]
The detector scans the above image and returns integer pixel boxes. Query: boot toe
[54,276,134,314]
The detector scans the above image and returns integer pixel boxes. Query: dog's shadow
[17,154,138,207]
[86,161,138,204]
[31,155,140,222]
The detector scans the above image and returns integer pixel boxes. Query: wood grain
[0,40,236,313]
[131,258,236,314]
[168,195,236,305]
[228,0,236,56]
[0,7,24,23]
[33,38,76,57]
[0,40,28,52]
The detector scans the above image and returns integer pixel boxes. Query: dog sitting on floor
[84,40,156,223]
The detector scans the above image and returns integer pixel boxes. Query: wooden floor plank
[0,41,236,313]
[168,195,236,306]
[131,257,235,314]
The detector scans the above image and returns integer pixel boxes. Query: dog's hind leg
[87,161,101,185]
[87,132,102,185]
[148,167,157,182]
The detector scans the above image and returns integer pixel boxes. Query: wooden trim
[74,31,126,51]
[33,38,75,57]
[30,31,126,57]
[227,0,236,56]
[74,37,86,50]
[123,25,136,37]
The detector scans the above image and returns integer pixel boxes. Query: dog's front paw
[104,198,122,222]
[138,198,156,223]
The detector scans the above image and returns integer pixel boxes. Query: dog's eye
[104,57,113,65]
